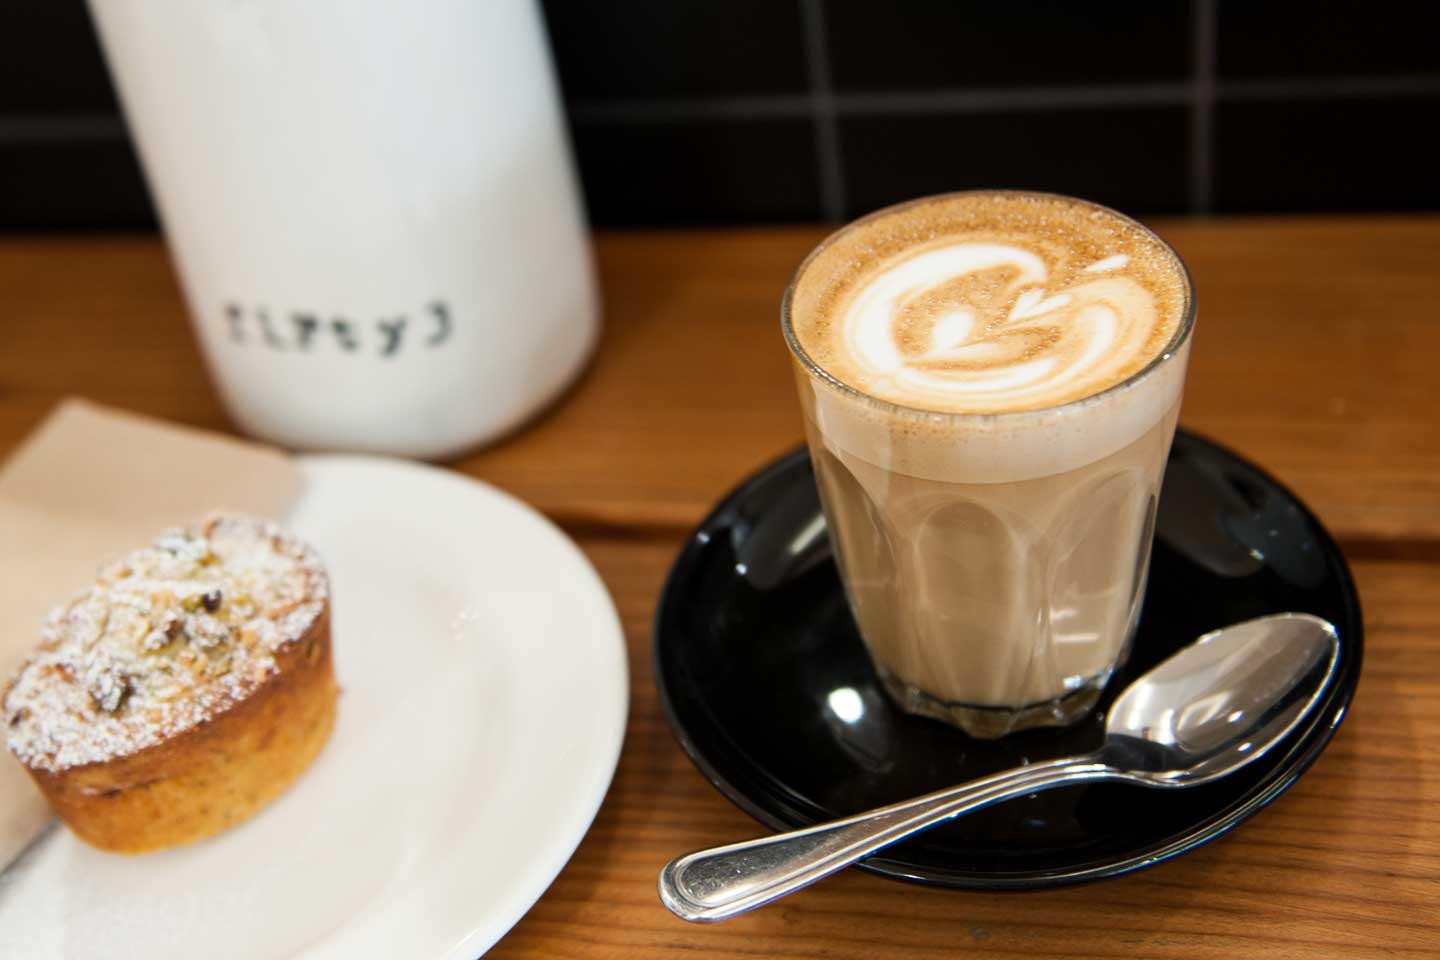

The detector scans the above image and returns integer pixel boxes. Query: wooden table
[2,218,1438,957]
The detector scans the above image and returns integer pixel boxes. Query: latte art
[843,242,1162,411]
[794,192,1187,418]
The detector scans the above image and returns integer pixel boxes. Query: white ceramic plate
[0,456,628,959]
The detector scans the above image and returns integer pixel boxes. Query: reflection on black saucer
[1157,439,1329,588]
[654,431,1363,889]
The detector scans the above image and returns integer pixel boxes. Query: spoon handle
[659,755,1117,922]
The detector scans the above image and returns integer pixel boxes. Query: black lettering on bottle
[331,318,360,352]
[292,313,319,350]
[427,301,453,346]
[376,316,407,357]
[224,303,245,343]
[256,309,286,349]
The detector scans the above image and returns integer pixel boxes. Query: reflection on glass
[788,514,826,558]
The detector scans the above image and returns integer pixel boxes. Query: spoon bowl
[1100,612,1339,785]
[660,612,1341,922]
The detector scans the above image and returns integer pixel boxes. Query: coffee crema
[791,191,1188,415]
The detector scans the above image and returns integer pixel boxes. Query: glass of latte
[783,191,1195,738]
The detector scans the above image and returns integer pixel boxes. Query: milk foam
[841,243,1162,412]
[785,192,1193,482]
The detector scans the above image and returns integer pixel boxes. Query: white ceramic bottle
[89,0,598,458]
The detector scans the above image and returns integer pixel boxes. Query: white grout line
[569,95,814,124]
[7,75,1440,146]
[1220,74,1440,100]
[798,0,846,221]
[1190,0,1218,215]
[0,114,128,143]
[565,75,1440,125]
[834,83,1192,115]
[568,85,1192,124]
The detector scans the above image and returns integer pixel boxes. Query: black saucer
[653,431,1363,890]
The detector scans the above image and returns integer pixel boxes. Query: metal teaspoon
[659,612,1340,922]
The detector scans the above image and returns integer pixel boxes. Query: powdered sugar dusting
[4,515,328,772]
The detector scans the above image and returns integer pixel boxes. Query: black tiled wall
[824,4,1192,90]
[2,1,1438,229]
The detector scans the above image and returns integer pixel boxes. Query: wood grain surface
[4,217,1439,546]
[494,547,1436,960]
[1,219,1438,957]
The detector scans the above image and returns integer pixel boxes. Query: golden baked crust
[3,515,336,853]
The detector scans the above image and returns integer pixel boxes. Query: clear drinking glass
[782,191,1196,738]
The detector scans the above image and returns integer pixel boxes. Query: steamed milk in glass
[783,191,1194,738]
